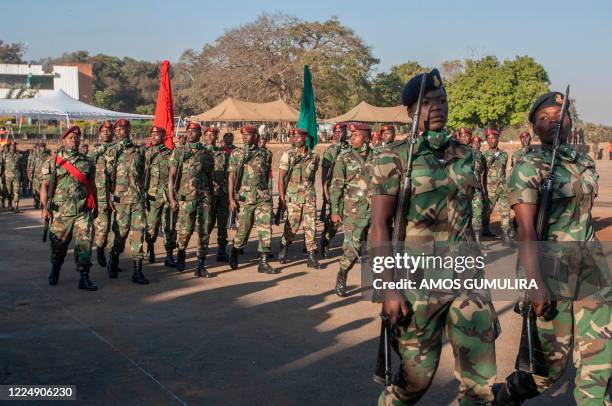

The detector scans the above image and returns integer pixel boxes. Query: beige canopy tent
[190,97,299,122]
[325,101,411,123]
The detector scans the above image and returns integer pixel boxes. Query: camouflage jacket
[511,145,534,168]
[322,141,349,179]
[89,142,114,203]
[145,144,172,200]
[4,151,22,178]
[104,138,145,205]
[41,149,94,215]
[473,149,486,190]
[330,145,372,219]
[483,148,508,192]
[228,144,272,204]
[370,131,477,242]
[279,147,320,204]
[169,142,213,201]
[205,144,229,196]
[508,144,597,242]
[28,150,49,181]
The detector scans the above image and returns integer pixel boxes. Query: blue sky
[3,0,612,124]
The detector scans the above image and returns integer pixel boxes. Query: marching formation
[1,67,609,406]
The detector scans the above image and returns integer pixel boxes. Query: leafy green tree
[0,40,26,63]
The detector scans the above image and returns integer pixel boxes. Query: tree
[440,59,463,82]
[0,40,26,64]
[390,61,428,83]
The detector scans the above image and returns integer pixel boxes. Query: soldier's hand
[279,197,287,210]
[41,206,50,220]
[330,214,341,224]
[170,198,177,211]
[229,198,237,211]
[382,296,409,326]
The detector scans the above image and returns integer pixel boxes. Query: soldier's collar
[186,142,200,149]
[419,130,451,151]
[556,144,578,162]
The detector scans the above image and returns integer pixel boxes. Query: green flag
[297,65,318,150]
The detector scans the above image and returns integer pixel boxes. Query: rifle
[170,146,185,228]
[515,85,568,376]
[43,149,60,242]
[274,154,295,226]
[231,148,252,228]
[373,313,393,385]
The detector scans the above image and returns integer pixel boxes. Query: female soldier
[495,92,611,405]
[370,69,498,405]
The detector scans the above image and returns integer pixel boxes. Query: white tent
[0,89,153,121]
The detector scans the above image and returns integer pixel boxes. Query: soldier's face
[79,145,89,155]
[381,129,395,144]
[63,132,80,151]
[410,88,448,132]
[224,134,233,145]
[371,136,381,146]
[333,127,346,141]
[242,131,257,145]
[471,139,481,150]
[458,132,471,145]
[99,127,113,143]
[186,129,201,143]
[294,133,306,147]
[114,125,129,140]
[486,135,499,148]
[9,143,16,152]
[203,131,218,145]
[350,130,368,149]
[150,131,164,146]
[533,105,571,145]
[520,134,531,147]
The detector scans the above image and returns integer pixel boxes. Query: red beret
[371,131,381,139]
[186,122,201,131]
[113,118,130,128]
[99,120,113,132]
[333,122,348,130]
[459,127,472,136]
[381,125,395,132]
[348,122,371,132]
[471,136,482,142]
[240,125,258,134]
[150,125,166,134]
[62,125,81,139]
[204,127,219,134]
[485,128,500,137]
[292,128,309,136]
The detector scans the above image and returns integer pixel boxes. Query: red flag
[153,60,174,149]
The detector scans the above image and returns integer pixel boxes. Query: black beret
[401,68,444,107]
[528,91,569,124]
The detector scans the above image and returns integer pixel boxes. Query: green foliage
[0,40,26,63]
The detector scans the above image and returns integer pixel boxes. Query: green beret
[401,68,444,108]
[528,91,569,124]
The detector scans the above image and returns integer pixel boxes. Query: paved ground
[2,161,612,405]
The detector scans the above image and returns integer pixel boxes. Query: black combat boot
[335,268,349,297]
[78,265,98,291]
[176,249,186,272]
[13,204,20,213]
[194,257,214,278]
[481,225,496,238]
[258,253,278,274]
[277,242,289,264]
[229,247,239,270]
[318,236,329,258]
[131,260,149,285]
[306,251,321,269]
[216,246,229,262]
[501,229,515,247]
[164,249,176,267]
[48,264,61,285]
[146,238,156,263]
[107,251,119,279]
[96,247,107,267]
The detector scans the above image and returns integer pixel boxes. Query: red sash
[55,155,96,210]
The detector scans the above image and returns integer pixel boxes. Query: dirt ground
[1,160,611,405]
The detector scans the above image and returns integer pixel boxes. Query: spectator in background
[608,140,612,160]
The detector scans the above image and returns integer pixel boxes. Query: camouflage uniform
[229,144,273,253]
[279,147,320,252]
[28,147,50,208]
[506,145,611,405]
[105,138,146,262]
[483,148,510,233]
[205,144,230,251]
[0,146,6,207]
[371,131,499,406]
[90,142,114,252]
[4,149,22,208]
[145,144,176,252]
[471,149,486,235]
[41,149,95,267]
[169,142,213,258]
[510,145,534,168]
[320,141,349,244]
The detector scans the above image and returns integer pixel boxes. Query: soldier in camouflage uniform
[145,126,177,267]
[495,92,611,405]
[26,144,39,208]
[471,135,486,249]
[331,123,373,297]
[202,127,231,262]
[510,131,533,168]
[319,122,350,257]
[4,141,23,212]
[40,126,98,291]
[104,119,149,285]
[90,121,114,267]
[370,70,499,405]
[32,143,49,210]
[277,128,321,269]
[168,122,215,277]
[483,128,513,246]
[379,125,396,150]
[0,143,6,209]
[228,125,276,274]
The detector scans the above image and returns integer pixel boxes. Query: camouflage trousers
[233,199,272,253]
[32,178,41,206]
[281,199,317,252]
[93,202,112,249]
[378,293,498,406]
[176,198,211,258]
[5,176,20,206]
[471,189,483,233]
[146,196,176,251]
[49,210,93,266]
[484,187,510,232]
[207,193,229,248]
[110,202,145,260]
[531,300,611,405]
[340,216,369,272]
